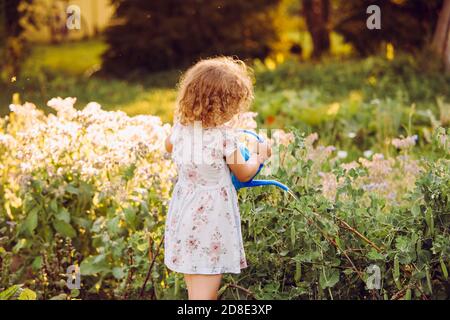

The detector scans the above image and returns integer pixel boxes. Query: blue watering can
[231,130,289,192]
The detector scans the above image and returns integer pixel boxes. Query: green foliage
[333,0,443,55]
[102,0,280,74]
[20,40,108,77]
[1,38,449,300]
[254,54,450,152]
[3,39,448,154]
[1,125,448,299]
[0,285,36,300]
[225,130,449,300]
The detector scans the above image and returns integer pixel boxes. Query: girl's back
[170,123,239,189]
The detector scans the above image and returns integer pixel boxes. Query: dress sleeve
[169,123,180,144]
[223,128,240,158]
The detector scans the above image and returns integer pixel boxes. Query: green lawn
[21,39,108,77]
[1,39,180,122]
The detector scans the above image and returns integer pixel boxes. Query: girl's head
[175,56,254,127]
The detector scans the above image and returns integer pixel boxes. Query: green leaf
[411,203,421,217]
[112,267,125,279]
[122,164,137,181]
[24,206,39,234]
[367,249,385,261]
[319,268,340,289]
[66,184,79,195]
[0,285,20,300]
[123,207,136,228]
[50,294,67,300]
[440,257,448,280]
[32,256,43,270]
[425,266,433,293]
[49,199,58,212]
[70,289,80,298]
[137,242,148,252]
[18,288,37,300]
[290,223,296,248]
[12,239,27,253]
[55,208,71,223]
[107,216,121,235]
[404,288,412,300]
[294,261,302,283]
[53,220,77,238]
[80,255,110,276]
[72,217,91,229]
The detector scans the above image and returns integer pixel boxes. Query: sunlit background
[1,0,448,144]
[0,0,449,300]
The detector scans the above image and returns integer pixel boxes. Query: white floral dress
[164,123,247,274]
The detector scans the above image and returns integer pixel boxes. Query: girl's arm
[226,141,271,182]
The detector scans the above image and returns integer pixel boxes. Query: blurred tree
[102,0,280,75]
[302,0,330,58]
[271,0,302,58]
[332,0,443,56]
[0,0,29,82]
[432,0,450,72]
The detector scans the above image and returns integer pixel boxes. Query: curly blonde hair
[175,56,254,127]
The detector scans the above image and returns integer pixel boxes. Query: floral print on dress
[185,235,200,253]
[164,124,247,274]
[202,227,228,265]
[220,187,229,201]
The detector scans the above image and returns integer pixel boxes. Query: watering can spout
[241,179,289,191]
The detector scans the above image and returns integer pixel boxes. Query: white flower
[272,130,294,146]
[363,150,373,158]
[337,150,348,159]
[348,132,356,139]
[391,135,418,150]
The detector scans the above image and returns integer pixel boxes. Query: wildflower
[272,130,294,146]
[386,43,395,61]
[319,172,338,202]
[341,161,359,171]
[337,150,348,159]
[363,150,373,158]
[392,135,418,150]
[266,115,276,125]
[367,76,377,86]
[326,102,340,116]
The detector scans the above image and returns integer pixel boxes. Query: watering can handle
[240,130,264,143]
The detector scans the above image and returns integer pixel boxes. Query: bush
[0,98,174,299]
[0,101,448,300]
[233,129,449,300]
[102,0,280,75]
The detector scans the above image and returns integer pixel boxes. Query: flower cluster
[391,135,418,150]
[300,134,423,204]
[1,98,175,212]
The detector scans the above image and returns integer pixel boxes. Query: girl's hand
[165,135,173,153]
[257,141,272,163]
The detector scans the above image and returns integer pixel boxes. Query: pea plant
[0,100,448,300]
[227,129,449,300]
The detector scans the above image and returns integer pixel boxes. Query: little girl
[164,57,271,300]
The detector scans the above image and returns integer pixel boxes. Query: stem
[335,217,382,252]
[218,283,256,300]
[139,237,163,299]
